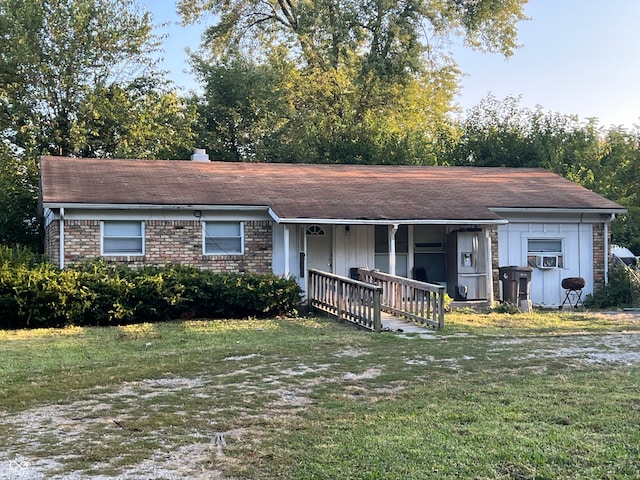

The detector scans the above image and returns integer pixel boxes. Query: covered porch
[273,221,503,310]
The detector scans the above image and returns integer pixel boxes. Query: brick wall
[64,220,101,263]
[47,219,273,274]
[44,220,60,265]
[592,222,606,291]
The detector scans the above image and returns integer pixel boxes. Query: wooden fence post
[373,288,382,332]
[437,288,445,330]
[337,278,343,321]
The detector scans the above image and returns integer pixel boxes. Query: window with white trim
[204,221,244,255]
[527,238,564,268]
[102,221,144,255]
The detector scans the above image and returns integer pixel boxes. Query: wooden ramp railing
[308,268,446,331]
[308,269,382,332]
[358,268,445,330]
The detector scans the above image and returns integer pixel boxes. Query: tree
[597,127,640,254]
[0,148,40,249]
[181,0,527,164]
[0,0,193,159]
[443,94,603,185]
[178,0,527,67]
[0,0,198,249]
[75,79,197,160]
[443,94,640,254]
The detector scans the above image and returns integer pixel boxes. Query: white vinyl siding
[102,221,144,255]
[204,221,244,255]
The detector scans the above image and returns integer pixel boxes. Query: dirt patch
[0,376,220,480]
[343,367,382,380]
[333,347,371,358]
[224,353,262,361]
[494,332,640,366]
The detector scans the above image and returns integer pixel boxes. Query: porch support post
[388,224,399,276]
[59,207,65,269]
[283,224,290,277]
[484,228,494,305]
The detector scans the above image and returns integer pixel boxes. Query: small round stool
[560,277,585,309]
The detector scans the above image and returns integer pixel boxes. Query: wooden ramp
[307,269,445,333]
[380,312,435,333]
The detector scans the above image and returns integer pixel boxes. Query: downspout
[59,207,65,269]
[604,214,614,285]
[389,224,399,276]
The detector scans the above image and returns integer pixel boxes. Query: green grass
[1,311,639,479]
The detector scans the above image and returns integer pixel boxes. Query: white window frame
[526,237,564,269]
[527,238,563,255]
[203,221,244,256]
[101,221,145,256]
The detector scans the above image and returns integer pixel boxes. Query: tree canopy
[0,0,198,248]
[181,0,528,164]
[2,0,639,256]
[0,0,196,159]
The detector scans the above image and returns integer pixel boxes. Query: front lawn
[1,311,639,479]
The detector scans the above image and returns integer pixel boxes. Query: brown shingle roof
[40,156,625,222]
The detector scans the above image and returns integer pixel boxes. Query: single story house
[39,153,626,307]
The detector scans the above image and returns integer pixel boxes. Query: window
[204,221,244,255]
[306,225,326,236]
[528,239,562,253]
[527,238,563,268]
[102,221,144,255]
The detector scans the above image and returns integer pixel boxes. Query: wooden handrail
[358,268,445,330]
[307,269,382,332]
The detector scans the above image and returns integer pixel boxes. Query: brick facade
[45,219,273,274]
[592,222,607,291]
[44,220,60,265]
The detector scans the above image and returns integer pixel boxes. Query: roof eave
[274,218,508,225]
[43,202,273,212]
[489,207,628,215]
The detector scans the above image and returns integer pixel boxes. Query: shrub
[0,250,303,329]
[0,244,46,268]
[0,262,93,328]
[493,301,521,314]
[584,264,640,309]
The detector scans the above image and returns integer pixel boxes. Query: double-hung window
[102,221,144,255]
[204,221,244,255]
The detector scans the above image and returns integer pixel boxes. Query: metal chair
[560,277,585,309]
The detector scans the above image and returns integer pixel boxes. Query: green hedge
[0,255,302,329]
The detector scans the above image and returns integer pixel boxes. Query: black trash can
[499,266,533,304]
[349,267,361,281]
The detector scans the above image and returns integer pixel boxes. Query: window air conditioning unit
[536,255,558,269]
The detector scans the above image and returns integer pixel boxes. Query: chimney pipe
[191,148,210,162]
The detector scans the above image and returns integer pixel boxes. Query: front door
[306,225,332,273]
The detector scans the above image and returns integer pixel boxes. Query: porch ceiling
[40,157,625,222]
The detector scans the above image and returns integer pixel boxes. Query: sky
[144,1,640,129]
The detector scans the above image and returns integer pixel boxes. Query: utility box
[499,266,533,312]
